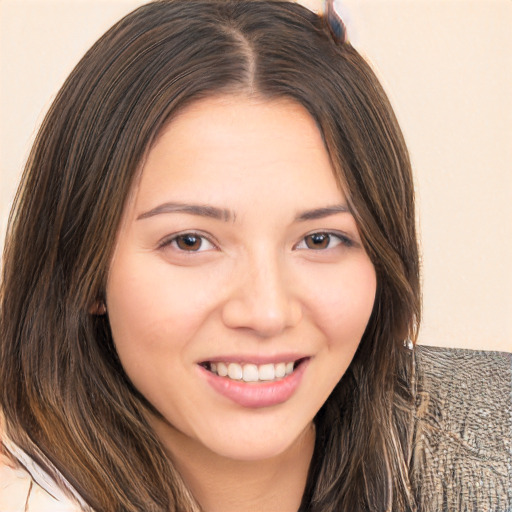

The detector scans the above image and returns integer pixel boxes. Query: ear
[89,300,107,316]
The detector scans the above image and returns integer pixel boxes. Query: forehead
[128,94,344,217]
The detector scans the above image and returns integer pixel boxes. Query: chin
[194,414,315,463]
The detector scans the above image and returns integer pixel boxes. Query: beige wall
[1,0,510,352]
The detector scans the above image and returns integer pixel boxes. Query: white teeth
[275,363,286,378]
[242,364,259,382]
[217,362,228,377]
[207,360,300,382]
[258,363,275,381]
[228,363,243,380]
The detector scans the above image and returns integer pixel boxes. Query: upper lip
[198,353,310,365]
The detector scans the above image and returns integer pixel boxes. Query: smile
[201,360,299,383]
[198,358,310,408]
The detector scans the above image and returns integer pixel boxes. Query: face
[106,95,376,462]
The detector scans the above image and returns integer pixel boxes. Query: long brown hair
[0,1,420,510]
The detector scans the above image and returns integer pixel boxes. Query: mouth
[199,358,309,384]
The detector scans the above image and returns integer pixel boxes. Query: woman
[0,0,430,510]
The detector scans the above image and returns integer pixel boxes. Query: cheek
[106,253,227,356]
[308,260,377,345]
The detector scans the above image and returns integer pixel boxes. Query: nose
[221,251,302,337]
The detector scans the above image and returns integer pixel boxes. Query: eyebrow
[137,202,234,222]
[295,204,350,221]
[137,202,350,223]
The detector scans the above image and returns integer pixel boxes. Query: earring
[403,338,414,351]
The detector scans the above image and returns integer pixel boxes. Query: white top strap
[1,436,89,511]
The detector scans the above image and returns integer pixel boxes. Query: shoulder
[412,345,512,512]
[0,444,83,512]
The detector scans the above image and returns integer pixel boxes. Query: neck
[152,419,315,512]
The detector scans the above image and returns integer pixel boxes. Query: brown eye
[175,234,203,251]
[296,232,353,251]
[161,232,216,253]
[304,233,331,249]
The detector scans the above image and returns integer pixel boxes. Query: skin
[106,95,377,511]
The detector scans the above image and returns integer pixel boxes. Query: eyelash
[158,231,354,253]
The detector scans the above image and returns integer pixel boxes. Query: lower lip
[199,359,309,408]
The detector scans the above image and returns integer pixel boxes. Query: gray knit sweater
[412,346,511,512]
